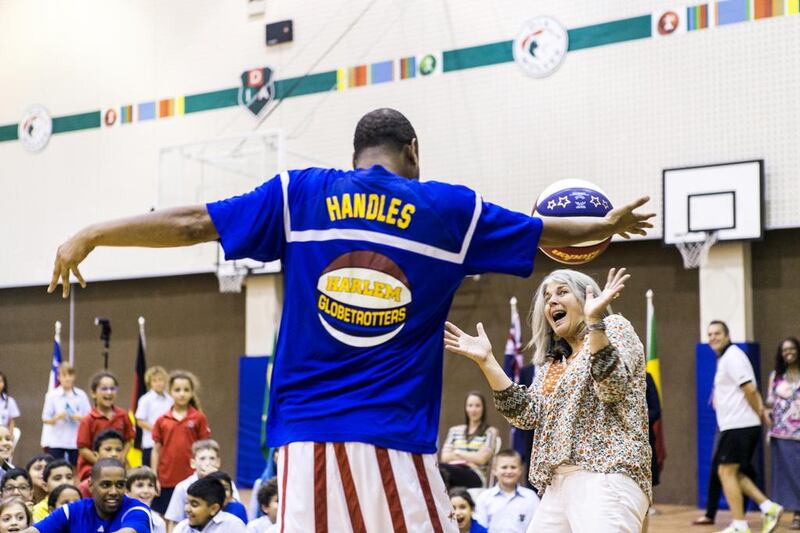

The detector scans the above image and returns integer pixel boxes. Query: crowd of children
[0,364,279,533]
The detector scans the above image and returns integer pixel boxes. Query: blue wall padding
[237,355,270,488]
[696,342,762,510]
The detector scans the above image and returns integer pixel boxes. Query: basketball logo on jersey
[316,251,411,348]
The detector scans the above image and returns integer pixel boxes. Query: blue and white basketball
[533,179,614,265]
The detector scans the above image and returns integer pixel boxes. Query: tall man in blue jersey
[23,458,153,533]
[49,108,654,532]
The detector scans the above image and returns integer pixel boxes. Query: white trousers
[276,441,458,533]
[526,466,649,533]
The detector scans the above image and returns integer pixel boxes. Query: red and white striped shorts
[276,441,458,533]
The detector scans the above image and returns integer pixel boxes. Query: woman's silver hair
[528,269,612,366]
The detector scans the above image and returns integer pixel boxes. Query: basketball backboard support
[663,160,763,245]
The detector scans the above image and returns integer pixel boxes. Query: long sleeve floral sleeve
[590,314,646,404]
[493,382,539,430]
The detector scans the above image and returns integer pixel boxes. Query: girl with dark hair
[766,337,800,529]
[440,392,498,488]
[150,370,211,515]
[75,371,134,482]
[0,372,21,433]
[449,487,487,533]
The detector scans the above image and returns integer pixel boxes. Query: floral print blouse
[767,371,800,440]
[493,313,652,501]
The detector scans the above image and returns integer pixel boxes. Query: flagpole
[54,320,61,345]
[646,289,653,350]
[68,288,75,365]
[138,316,146,349]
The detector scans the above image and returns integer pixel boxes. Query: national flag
[128,317,147,466]
[646,289,661,398]
[48,321,63,393]
[502,297,524,383]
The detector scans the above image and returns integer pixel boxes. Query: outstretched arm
[538,196,654,246]
[48,206,218,298]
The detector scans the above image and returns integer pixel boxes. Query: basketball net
[675,231,719,269]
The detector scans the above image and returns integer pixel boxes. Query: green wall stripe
[52,111,100,133]
[275,71,338,99]
[185,88,238,114]
[443,40,513,72]
[568,15,652,51]
[0,13,661,143]
[0,124,17,142]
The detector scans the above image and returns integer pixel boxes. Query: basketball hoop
[216,272,246,293]
[675,231,718,269]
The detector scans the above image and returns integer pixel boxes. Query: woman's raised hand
[584,267,630,322]
[444,321,494,366]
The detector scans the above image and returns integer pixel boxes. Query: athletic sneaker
[761,502,784,533]
[714,527,751,533]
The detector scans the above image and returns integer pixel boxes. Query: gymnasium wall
[0,275,245,477]
[2,0,799,287]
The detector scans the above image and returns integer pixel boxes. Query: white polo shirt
[474,484,540,533]
[166,473,242,524]
[245,515,273,533]
[40,386,91,448]
[0,394,20,427]
[134,390,173,449]
[173,511,246,533]
[713,344,762,431]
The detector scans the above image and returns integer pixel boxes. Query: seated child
[473,450,540,533]
[0,497,31,533]
[46,485,81,514]
[450,487,488,533]
[245,479,278,533]
[164,439,239,527]
[172,477,245,533]
[126,466,167,533]
[205,472,247,525]
[31,459,74,521]
[25,455,54,504]
[1,468,35,511]
[78,429,124,498]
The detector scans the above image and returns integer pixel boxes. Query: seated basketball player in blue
[48,108,654,532]
[23,458,153,533]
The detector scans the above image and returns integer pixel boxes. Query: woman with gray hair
[444,267,651,533]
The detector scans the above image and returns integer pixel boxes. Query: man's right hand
[48,230,93,298]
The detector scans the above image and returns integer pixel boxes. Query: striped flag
[48,321,63,392]
[128,317,147,467]
[503,297,524,383]
[646,289,662,398]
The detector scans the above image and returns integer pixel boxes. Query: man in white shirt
[134,366,173,468]
[474,450,539,533]
[40,363,91,465]
[708,320,782,533]
[172,477,246,533]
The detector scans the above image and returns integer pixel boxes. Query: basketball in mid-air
[534,179,614,265]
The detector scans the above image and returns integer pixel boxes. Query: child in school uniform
[151,370,211,515]
[134,366,173,468]
[31,458,74,522]
[205,471,247,525]
[245,479,278,533]
[76,370,134,481]
[78,429,125,497]
[41,363,91,466]
[172,477,245,533]
[164,439,241,529]
[126,466,167,533]
[473,450,540,533]
[0,425,15,485]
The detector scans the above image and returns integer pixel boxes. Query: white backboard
[663,160,763,244]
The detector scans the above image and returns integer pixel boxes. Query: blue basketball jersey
[207,165,542,453]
